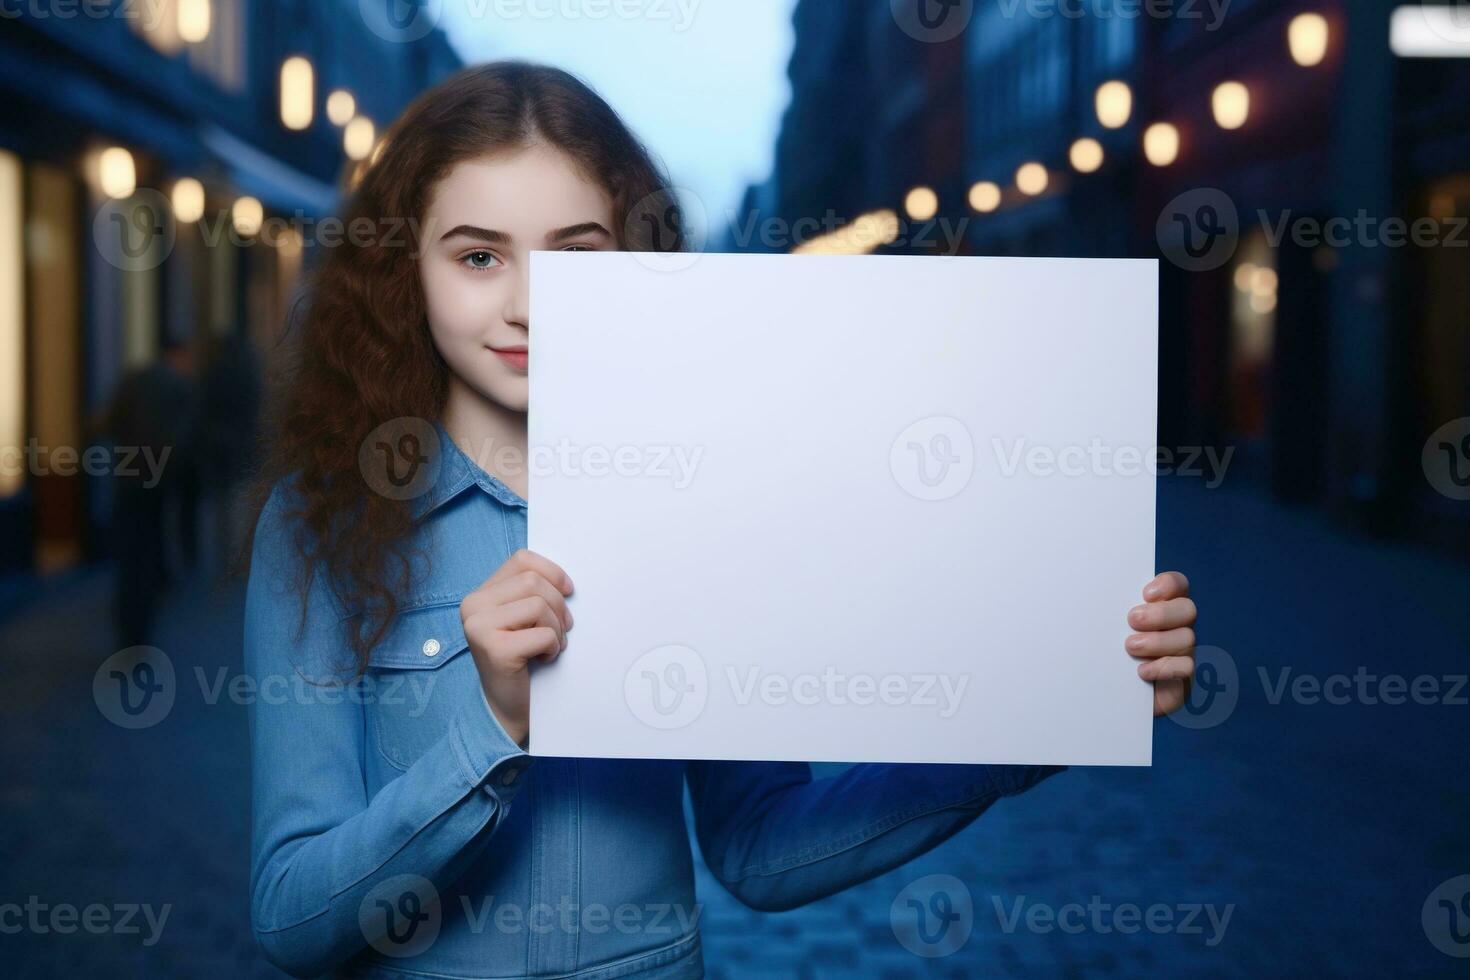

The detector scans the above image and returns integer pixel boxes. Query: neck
[441,375,529,499]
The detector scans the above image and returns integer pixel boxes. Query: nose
[503,261,529,332]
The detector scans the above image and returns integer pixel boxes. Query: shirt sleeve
[245,485,531,977]
[685,759,1064,912]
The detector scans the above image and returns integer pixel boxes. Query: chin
[479,375,530,414]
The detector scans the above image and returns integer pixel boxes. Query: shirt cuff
[449,689,532,806]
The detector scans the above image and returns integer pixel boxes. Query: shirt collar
[410,420,528,521]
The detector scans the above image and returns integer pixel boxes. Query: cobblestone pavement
[2,478,1467,977]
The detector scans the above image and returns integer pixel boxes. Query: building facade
[0,0,463,578]
[740,0,1468,545]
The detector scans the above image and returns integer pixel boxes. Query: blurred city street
[3,1,1470,976]
[4,474,1466,977]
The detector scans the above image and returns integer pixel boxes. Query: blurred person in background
[98,334,199,648]
[199,331,263,582]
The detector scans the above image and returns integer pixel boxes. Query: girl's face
[419,143,616,414]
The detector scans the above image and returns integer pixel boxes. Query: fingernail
[1126,635,1145,652]
[1129,605,1146,624]
[1144,585,1161,599]
[1137,663,1151,678]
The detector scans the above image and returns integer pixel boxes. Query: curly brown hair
[247,61,681,668]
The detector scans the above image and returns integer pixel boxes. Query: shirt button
[422,638,441,657]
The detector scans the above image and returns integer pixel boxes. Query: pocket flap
[367,601,469,670]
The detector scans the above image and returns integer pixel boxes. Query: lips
[491,347,528,371]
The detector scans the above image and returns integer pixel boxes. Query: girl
[245,62,1198,979]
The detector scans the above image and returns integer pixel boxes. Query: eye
[459,249,500,272]
[562,243,596,252]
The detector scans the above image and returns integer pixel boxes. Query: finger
[493,549,575,595]
[495,626,563,668]
[1143,571,1189,601]
[485,596,567,651]
[1127,596,1196,632]
[482,571,573,630]
[1124,627,1195,658]
[1154,678,1188,717]
[1138,655,1195,682]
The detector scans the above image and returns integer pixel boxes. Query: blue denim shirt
[244,426,1064,979]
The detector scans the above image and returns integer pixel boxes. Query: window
[0,150,23,499]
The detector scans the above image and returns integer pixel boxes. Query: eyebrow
[439,224,510,245]
[547,221,612,243]
[438,222,613,245]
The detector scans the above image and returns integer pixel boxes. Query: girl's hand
[1125,571,1197,717]
[460,549,575,746]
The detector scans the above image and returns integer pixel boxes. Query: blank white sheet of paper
[527,251,1157,766]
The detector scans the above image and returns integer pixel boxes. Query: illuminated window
[905,186,938,222]
[0,151,22,498]
[1095,80,1132,129]
[1212,82,1250,130]
[1016,162,1049,196]
[1069,138,1104,174]
[1227,232,1277,438]
[968,181,1001,214]
[131,0,185,55]
[327,89,357,127]
[280,56,315,131]
[344,117,376,161]
[1288,13,1329,67]
[1143,123,1180,167]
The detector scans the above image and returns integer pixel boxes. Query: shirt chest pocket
[365,600,478,771]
